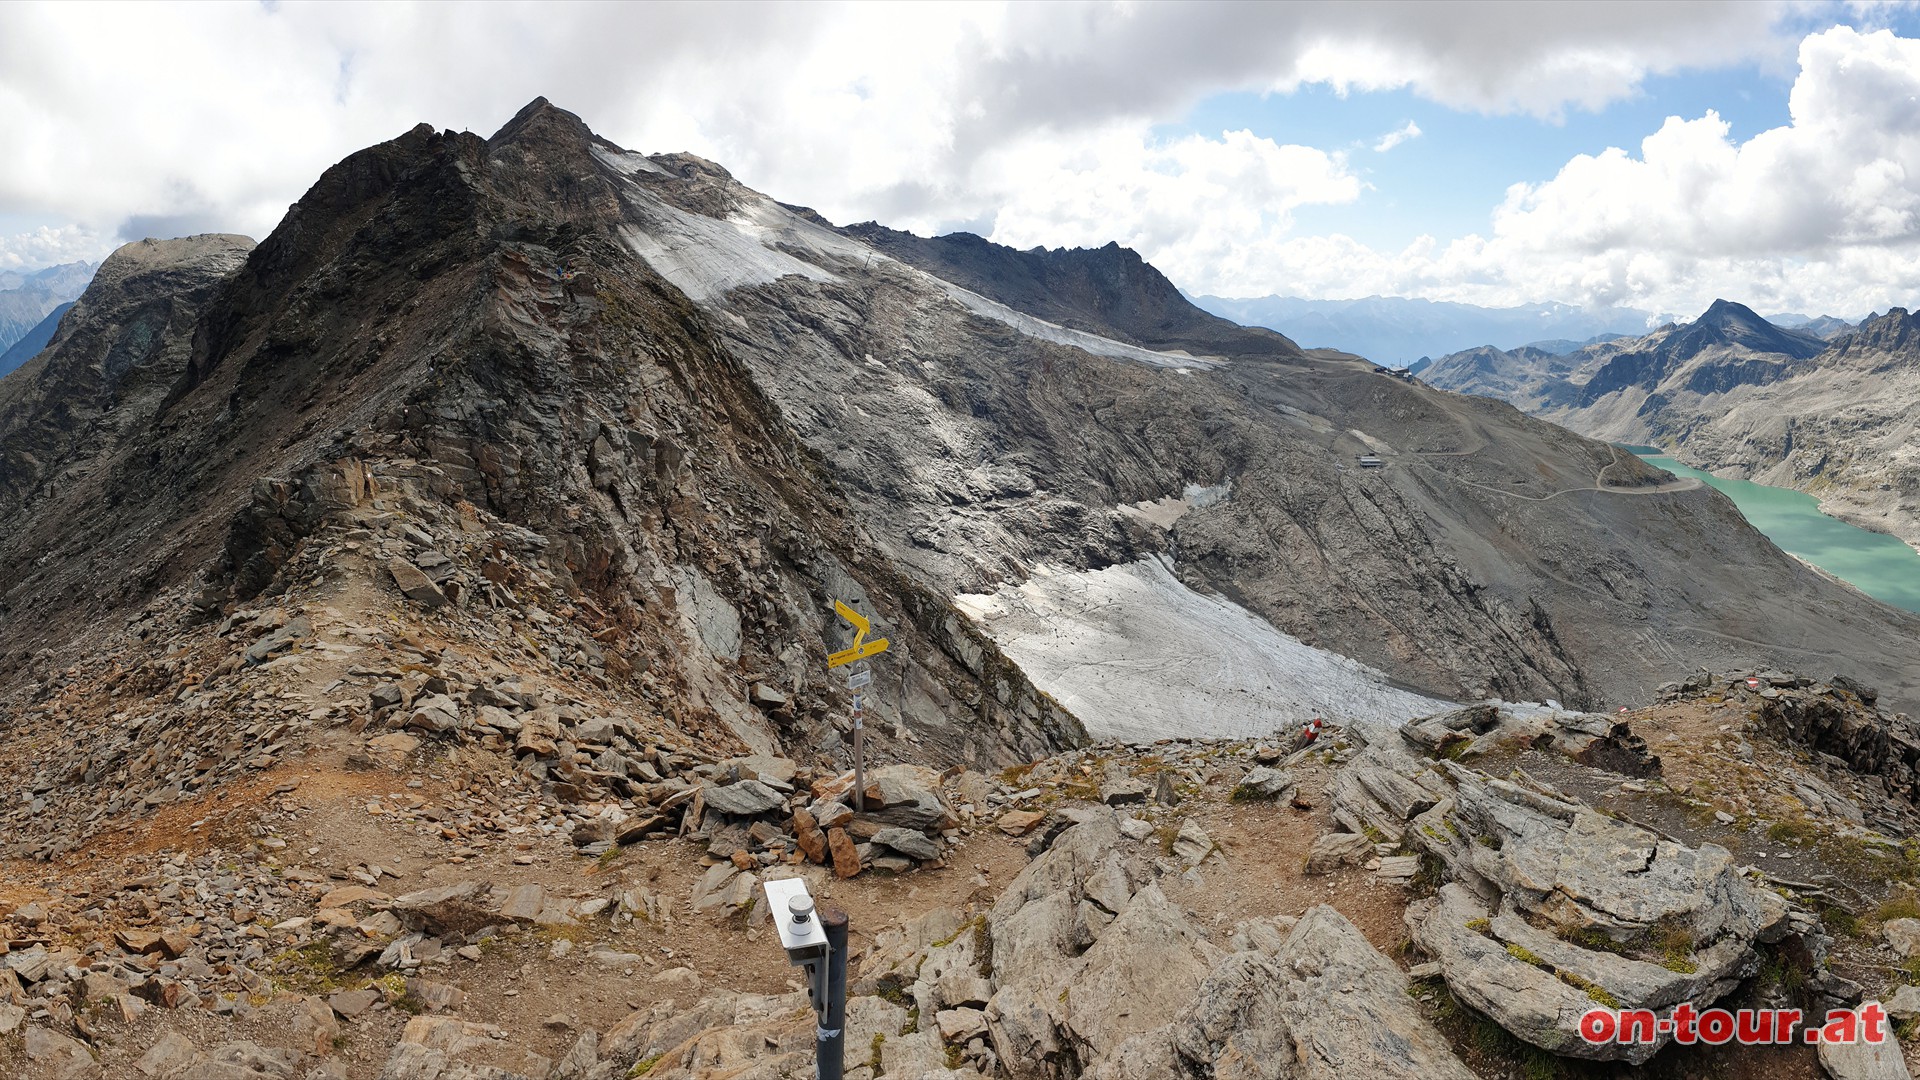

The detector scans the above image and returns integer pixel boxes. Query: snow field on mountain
[956,555,1450,743]
[603,155,1221,371]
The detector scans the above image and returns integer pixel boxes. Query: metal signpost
[765,878,847,1079]
[827,600,888,812]
[764,601,882,1077]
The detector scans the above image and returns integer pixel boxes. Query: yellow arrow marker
[828,637,889,668]
[827,599,890,667]
[833,599,870,637]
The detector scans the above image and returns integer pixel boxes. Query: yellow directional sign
[827,599,890,668]
[830,638,890,667]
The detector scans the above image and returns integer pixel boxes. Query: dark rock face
[0,102,1081,770]
[1570,300,1825,406]
[1826,306,1920,369]
[1756,680,1920,799]
[842,225,1304,360]
[0,234,254,539]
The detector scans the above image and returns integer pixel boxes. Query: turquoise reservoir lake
[1626,448,1920,613]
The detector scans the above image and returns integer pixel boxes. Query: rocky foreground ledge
[9,673,1920,1078]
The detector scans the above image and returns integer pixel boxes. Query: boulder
[391,881,490,936]
[1304,830,1374,874]
[570,717,621,745]
[388,558,448,609]
[376,1014,539,1080]
[134,1031,202,1078]
[864,764,942,807]
[1174,904,1477,1079]
[689,863,742,912]
[25,1025,99,1078]
[1885,919,1920,959]
[872,826,940,861]
[1171,820,1215,866]
[497,883,548,922]
[809,799,854,829]
[1818,1021,1911,1080]
[1408,884,1622,1061]
[1231,766,1295,802]
[998,809,1047,836]
[701,779,787,817]
[1100,771,1150,805]
[829,827,861,878]
[329,988,381,1019]
[938,1006,990,1044]
[871,790,951,831]
[793,808,828,863]
[729,754,799,786]
[405,694,462,733]
[292,993,341,1056]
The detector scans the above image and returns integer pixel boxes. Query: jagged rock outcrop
[0,107,1083,779]
[0,235,252,511]
[1333,720,1846,1064]
[1171,904,1477,1080]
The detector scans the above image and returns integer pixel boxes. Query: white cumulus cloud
[1186,25,1920,316]
[1373,121,1423,152]
[0,1,1902,317]
[0,224,110,271]
[978,126,1362,289]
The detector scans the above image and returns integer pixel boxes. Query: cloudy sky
[3,1,1919,319]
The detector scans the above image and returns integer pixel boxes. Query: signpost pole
[851,695,865,812]
[828,601,886,814]
[819,907,849,1080]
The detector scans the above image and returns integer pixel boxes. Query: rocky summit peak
[1698,296,1767,329]
[488,95,595,150]
[88,233,254,291]
[1661,295,1828,362]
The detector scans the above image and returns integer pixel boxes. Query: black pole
[819,907,848,1080]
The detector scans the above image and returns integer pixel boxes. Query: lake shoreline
[1627,447,1920,614]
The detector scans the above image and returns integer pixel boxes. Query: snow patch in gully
[956,556,1450,743]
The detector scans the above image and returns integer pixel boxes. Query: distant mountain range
[1767,312,1861,340]
[1188,293,1659,366]
[0,261,96,373]
[1422,299,1920,551]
